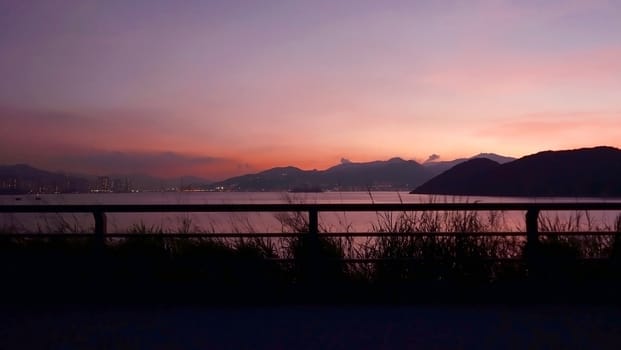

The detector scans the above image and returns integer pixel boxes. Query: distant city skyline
[1,0,620,180]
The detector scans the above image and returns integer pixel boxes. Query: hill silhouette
[412,158,502,195]
[423,153,515,175]
[412,146,621,197]
[0,164,212,193]
[0,164,89,194]
[214,158,432,191]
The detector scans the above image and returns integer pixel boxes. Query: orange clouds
[3,1,621,179]
[0,107,248,178]
[0,107,215,154]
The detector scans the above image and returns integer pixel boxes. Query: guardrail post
[92,210,107,288]
[307,208,320,284]
[308,208,318,237]
[525,207,540,282]
[526,207,539,246]
[93,210,107,249]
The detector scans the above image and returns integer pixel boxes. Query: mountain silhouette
[213,166,316,191]
[0,164,212,193]
[412,158,501,195]
[412,146,621,197]
[214,158,432,191]
[0,164,89,194]
[423,153,515,176]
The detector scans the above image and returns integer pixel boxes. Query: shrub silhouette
[1,211,621,303]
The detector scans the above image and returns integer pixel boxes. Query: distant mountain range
[212,158,431,191]
[0,152,528,194]
[5,147,619,196]
[0,164,211,194]
[212,153,516,191]
[422,153,515,175]
[0,164,89,194]
[412,146,621,197]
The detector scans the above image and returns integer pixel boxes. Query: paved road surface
[2,305,621,349]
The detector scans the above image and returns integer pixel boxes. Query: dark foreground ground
[2,304,621,349]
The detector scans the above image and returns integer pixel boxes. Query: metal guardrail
[2,202,621,281]
[2,202,621,243]
[3,202,621,305]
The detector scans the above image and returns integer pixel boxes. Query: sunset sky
[1,0,620,179]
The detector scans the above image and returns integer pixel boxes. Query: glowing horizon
[1,1,620,180]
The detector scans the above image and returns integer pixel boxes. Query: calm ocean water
[2,192,621,233]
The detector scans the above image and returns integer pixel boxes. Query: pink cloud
[0,107,215,153]
[421,47,621,95]
[473,111,621,153]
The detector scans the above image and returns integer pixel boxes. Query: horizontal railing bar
[258,257,612,262]
[340,258,523,263]
[539,231,621,236]
[218,258,609,263]
[259,258,527,263]
[0,233,303,238]
[0,233,95,238]
[1,231,618,238]
[0,249,603,262]
[315,258,612,263]
[3,202,621,213]
[104,233,300,238]
[233,258,524,263]
[320,231,528,237]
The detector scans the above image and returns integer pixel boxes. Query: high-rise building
[95,176,111,192]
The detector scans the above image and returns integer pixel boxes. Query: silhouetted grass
[514,210,621,300]
[349,207,525,304]
[1,207,621,303]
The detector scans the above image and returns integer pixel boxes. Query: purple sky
[1,0,620,179]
